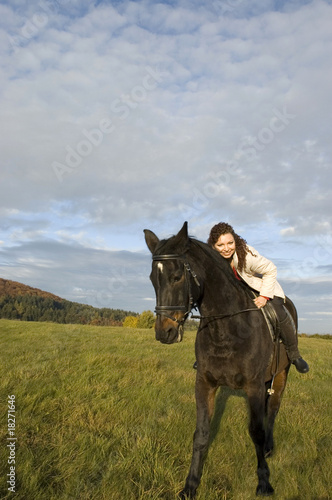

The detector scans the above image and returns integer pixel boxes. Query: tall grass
[0,319,331,499]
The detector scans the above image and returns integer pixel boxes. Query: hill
[0,278,138,326]
[0,278,63,301]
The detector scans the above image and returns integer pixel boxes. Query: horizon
[0,265,330,335]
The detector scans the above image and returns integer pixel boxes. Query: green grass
[0,319,331,500]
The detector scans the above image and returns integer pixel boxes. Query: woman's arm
[246,246,278,299]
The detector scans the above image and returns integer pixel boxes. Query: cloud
[0,0,331,332]
[0,238,154,310]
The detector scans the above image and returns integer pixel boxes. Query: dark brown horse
[144,222,295,498]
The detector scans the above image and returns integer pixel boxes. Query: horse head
[144,222,201,344]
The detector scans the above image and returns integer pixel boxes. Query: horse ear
[174,221,189,244]
[144,229,160,254]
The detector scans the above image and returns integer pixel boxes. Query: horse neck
[189,244,248,315]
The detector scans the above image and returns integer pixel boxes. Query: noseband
[152,253,200,324]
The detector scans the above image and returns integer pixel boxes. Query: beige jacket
[233,245,285,300]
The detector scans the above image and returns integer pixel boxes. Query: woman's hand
[254,296,268,309]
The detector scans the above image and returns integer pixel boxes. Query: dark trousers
[269,296,288,321]
[269,296,300,360]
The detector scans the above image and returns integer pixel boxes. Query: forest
[0,293,138,326]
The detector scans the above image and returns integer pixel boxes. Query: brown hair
[207,222,249,272]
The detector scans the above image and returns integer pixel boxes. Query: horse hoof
[256,482,274,496]
[179,488,196,499]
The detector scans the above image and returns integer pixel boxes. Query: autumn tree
[137,310,155,329]
[123,315,139,328]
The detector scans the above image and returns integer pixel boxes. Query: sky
[0,0,331,333]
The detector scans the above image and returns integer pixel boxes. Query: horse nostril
[155,321,179,344]
[161,324,175,343]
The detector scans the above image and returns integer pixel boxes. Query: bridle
[152,253,200,325]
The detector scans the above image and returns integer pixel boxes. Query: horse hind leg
[247,387,274,496]
[264,368,289,458]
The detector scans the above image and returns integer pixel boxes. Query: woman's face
[214,232,236,259]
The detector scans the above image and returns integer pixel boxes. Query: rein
[190,307,260,322]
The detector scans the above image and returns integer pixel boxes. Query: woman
[206,222,309,373]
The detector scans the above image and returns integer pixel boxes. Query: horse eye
[172,274,182,283]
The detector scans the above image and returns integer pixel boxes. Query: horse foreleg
[179,376,217,499]
[265,368,289,457]
[247,387,274,496]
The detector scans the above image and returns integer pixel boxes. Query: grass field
[0,319,331,500]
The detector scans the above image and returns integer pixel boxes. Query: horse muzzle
[155,316,184,344]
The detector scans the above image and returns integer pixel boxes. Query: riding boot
[279,316,309,373]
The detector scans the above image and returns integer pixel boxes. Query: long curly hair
[207,222,249,272]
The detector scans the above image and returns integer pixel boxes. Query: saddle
[248,290,283,343]
[248,292,296,345]
[246,290,297,383]
[260,300,281,342]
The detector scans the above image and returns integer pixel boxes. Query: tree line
[0,294,139,326]
[0,293,202,330]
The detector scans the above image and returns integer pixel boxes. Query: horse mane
[189,238,239,284]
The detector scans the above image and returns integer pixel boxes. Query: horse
[144,222,295,498]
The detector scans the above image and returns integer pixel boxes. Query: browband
[152,254,185,261]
